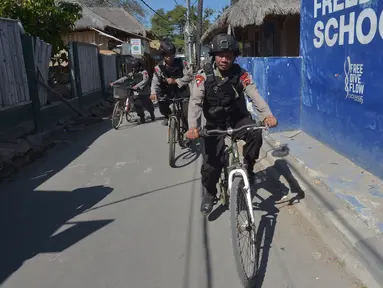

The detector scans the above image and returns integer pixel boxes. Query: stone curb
[237,134,381,287]
[255,135,382,288]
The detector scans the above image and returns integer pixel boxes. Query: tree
[78,0,147,23]
[150,8,173,39]
[0,0,82,62]
[150,5,215,50]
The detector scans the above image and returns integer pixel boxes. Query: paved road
[0,113,362,288]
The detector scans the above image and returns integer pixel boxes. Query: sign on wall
[302,0,383,108]
[130,39,142,55]
[300,0,383,178]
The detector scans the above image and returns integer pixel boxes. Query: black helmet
[209,33,240,56]
[130,58,141,69]
[159,39,176,56]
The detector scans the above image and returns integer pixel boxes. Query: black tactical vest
[203,63,250,128]
[158,58,187,98]
[132,71,144,84]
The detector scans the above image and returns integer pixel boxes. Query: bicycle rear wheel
[168,118,177,167]
[112,101,124,130]
[230,177,258,287]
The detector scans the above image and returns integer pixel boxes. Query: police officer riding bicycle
[186,33,278,214]
[129,58,155,124]
[150,39,193,127]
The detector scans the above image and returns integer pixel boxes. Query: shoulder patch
[195,74,205,88]
[154,67,160,73]
[143,71,148,76]
[240,71,252,88]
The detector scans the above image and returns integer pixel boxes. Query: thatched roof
[201,0,300,43]
[75,6,146,36]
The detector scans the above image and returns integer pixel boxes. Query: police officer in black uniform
[130,58,155,124]
[186,34,278,214]
[150,39,193,126]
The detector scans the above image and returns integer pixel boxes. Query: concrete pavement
[261,130,383,288]
[0,113,363,288]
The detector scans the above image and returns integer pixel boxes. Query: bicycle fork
[228,169,255,225]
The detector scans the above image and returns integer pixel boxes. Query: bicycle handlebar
[158,97,188,103]
[110,83,137,91]
[199,121,268,137]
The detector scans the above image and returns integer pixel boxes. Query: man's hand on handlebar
[150,94,157,101]
[264,115,278,128]
[167,78,177,85]
[185,128,199,140]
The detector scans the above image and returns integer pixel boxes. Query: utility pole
[196,0,203,70]
[185,0,193,65]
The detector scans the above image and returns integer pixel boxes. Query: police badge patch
[195,74,205,88]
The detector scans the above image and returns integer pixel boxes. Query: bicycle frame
[167,99,188,143]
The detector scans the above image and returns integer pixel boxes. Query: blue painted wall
[236,57,302,132]
[300,0,383,179]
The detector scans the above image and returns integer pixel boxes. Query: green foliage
[151,8,173,39]
[150,5,215,50]
[0,0,82,62]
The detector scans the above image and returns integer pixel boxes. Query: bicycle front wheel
[112,101,124,130]
[168,118,177,167]
[230,176,258,287]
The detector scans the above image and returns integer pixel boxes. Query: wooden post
[97,48,106,99]
[21,34,41,132]
[68,41,77,100]
[69,42,83,109]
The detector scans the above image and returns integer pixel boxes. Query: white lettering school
[313,0,383,48]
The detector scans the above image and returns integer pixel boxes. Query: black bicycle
[162,96,189,167]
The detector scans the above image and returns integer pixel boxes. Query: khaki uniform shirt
[188,67,272,128]
[150,59,193,95]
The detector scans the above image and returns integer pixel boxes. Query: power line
[103,0,177,36]
[138,0,174,24]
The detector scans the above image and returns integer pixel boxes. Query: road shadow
[0,119,114,285]
[250,162,305,287]
[0,185,113,285]
[174,141,201,168]
[82,178,201,214]
[208,160,305,287]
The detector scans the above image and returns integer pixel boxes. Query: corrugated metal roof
[73,6,145,36]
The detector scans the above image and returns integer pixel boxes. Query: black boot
[138,116,146,124]
[150,112,156,121]
[201,191,216,215]
[244,160,255,185]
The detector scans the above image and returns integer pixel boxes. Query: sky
[142,0,230,23]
